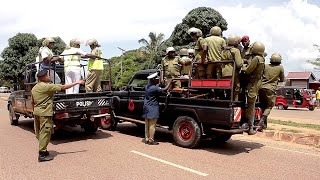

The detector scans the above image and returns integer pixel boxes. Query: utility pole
[117,47,126,76]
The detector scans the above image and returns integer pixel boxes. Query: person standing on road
[202,26,226,79]
[142,73,172,145]
[257,53,285,131]
[85,39,104,92]
[32,70,84,162]
[241,42,265,135]
[316,87,320,108]
[61,39,93,94]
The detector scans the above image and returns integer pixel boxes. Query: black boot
[38,151,53,162]
[257,115,267,132]
[148,140,159,145]
[248,126,256,135]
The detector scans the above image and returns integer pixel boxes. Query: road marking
[266,146,320,157]
[130,150,209,177]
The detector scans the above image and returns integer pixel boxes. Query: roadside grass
[280,128,303,134]
[269,119,320,131]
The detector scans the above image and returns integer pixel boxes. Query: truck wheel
[173,116,201,148]
[9,104,18,126]
[308,106,315,111]
[82,122,98,134]
[100,116,112,130]
[277,104,284,110]
[212,134,232,144]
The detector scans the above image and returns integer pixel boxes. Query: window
[129,74,149,91]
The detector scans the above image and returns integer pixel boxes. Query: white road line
[130,150,209,177]
[266,146,320,157]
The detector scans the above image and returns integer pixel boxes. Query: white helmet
[187,27,202,37]
[166,47,175,54]
[69,38,83,47]
[42,37,55,47]
[86,38,100,47]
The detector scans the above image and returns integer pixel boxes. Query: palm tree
[138,32,165,68]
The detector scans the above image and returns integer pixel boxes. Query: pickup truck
[110,61,262,148]
[7,63,113,134]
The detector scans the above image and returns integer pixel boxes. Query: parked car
[0,86,10,93]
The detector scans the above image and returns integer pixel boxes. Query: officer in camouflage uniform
[187,27,206,79]
[203,26,226,79]
[221,35,244,101]
[32,70,84,162]
[161,47,183,89]
[241,42,265,135]
[257,53,285,131]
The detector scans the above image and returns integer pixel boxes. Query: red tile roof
[286,72,316,80]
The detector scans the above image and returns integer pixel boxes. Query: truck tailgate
[53,92,112,113]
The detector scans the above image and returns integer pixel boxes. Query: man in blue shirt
[142,72,172,145]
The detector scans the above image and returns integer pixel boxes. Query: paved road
[0,100,319,180]
[269,107,320,125]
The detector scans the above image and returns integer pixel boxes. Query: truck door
[126,74,149,120]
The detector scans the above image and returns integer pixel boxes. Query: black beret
[37,70,48,77]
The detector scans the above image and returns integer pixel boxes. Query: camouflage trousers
[259,88,276,116]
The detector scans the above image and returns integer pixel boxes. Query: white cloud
[0,0,319,78]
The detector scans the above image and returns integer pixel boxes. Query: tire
[100,116,112,130]
[283,106,288,110]
[308,106,315,111]
[8,104,18,126]
[172,116,201,148]
[211,134,232,144]
[82,122,98,134]
[135,123,145,130]
[277,104,284,110]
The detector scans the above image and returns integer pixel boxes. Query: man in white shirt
[61,39,99,94]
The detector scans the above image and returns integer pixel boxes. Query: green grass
[269,119,320,131]
[280,128,303,134]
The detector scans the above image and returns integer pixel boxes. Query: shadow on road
[16,118,112,145]
[116,123,264,155]
[201,138,264,156]
[49,150,88,158]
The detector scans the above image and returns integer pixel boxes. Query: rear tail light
[55,113,69,119]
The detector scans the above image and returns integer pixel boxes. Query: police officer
[241,35,251,59]
[221,35,244,101]
[142,73,172,145]
[179,48,192,77]
[241,42,265,135]
[187,27,206,79]
[188,49,195,59]
[38,37,62,84]
[85,39,104,92]
[203,26,226,79]
[32,70,84,162]
[61,38,93,94]
[161,47,183,89]
[257,53,285,131]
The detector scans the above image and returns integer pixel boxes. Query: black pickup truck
[110,61,262,148]
[7,63,113,134]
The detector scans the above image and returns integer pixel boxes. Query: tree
[138,32,165,69]
[161,7,228,54]
[0,33,66,89]
[307,44,320,67]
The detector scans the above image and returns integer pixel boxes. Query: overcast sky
[0,0,320,78]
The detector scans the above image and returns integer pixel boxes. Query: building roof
[286,72,317,80]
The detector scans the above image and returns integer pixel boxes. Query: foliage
[307,44,320,67]
[102,50,146,89]
[138,32,165,69]
[0,33,66,89]
[161,7,228,54]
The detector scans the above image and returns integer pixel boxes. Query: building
[286,72,317,88]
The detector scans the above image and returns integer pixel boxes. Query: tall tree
[307,44,320,67]
[138,32,165,69]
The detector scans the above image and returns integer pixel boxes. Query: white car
[0,87,10,93]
